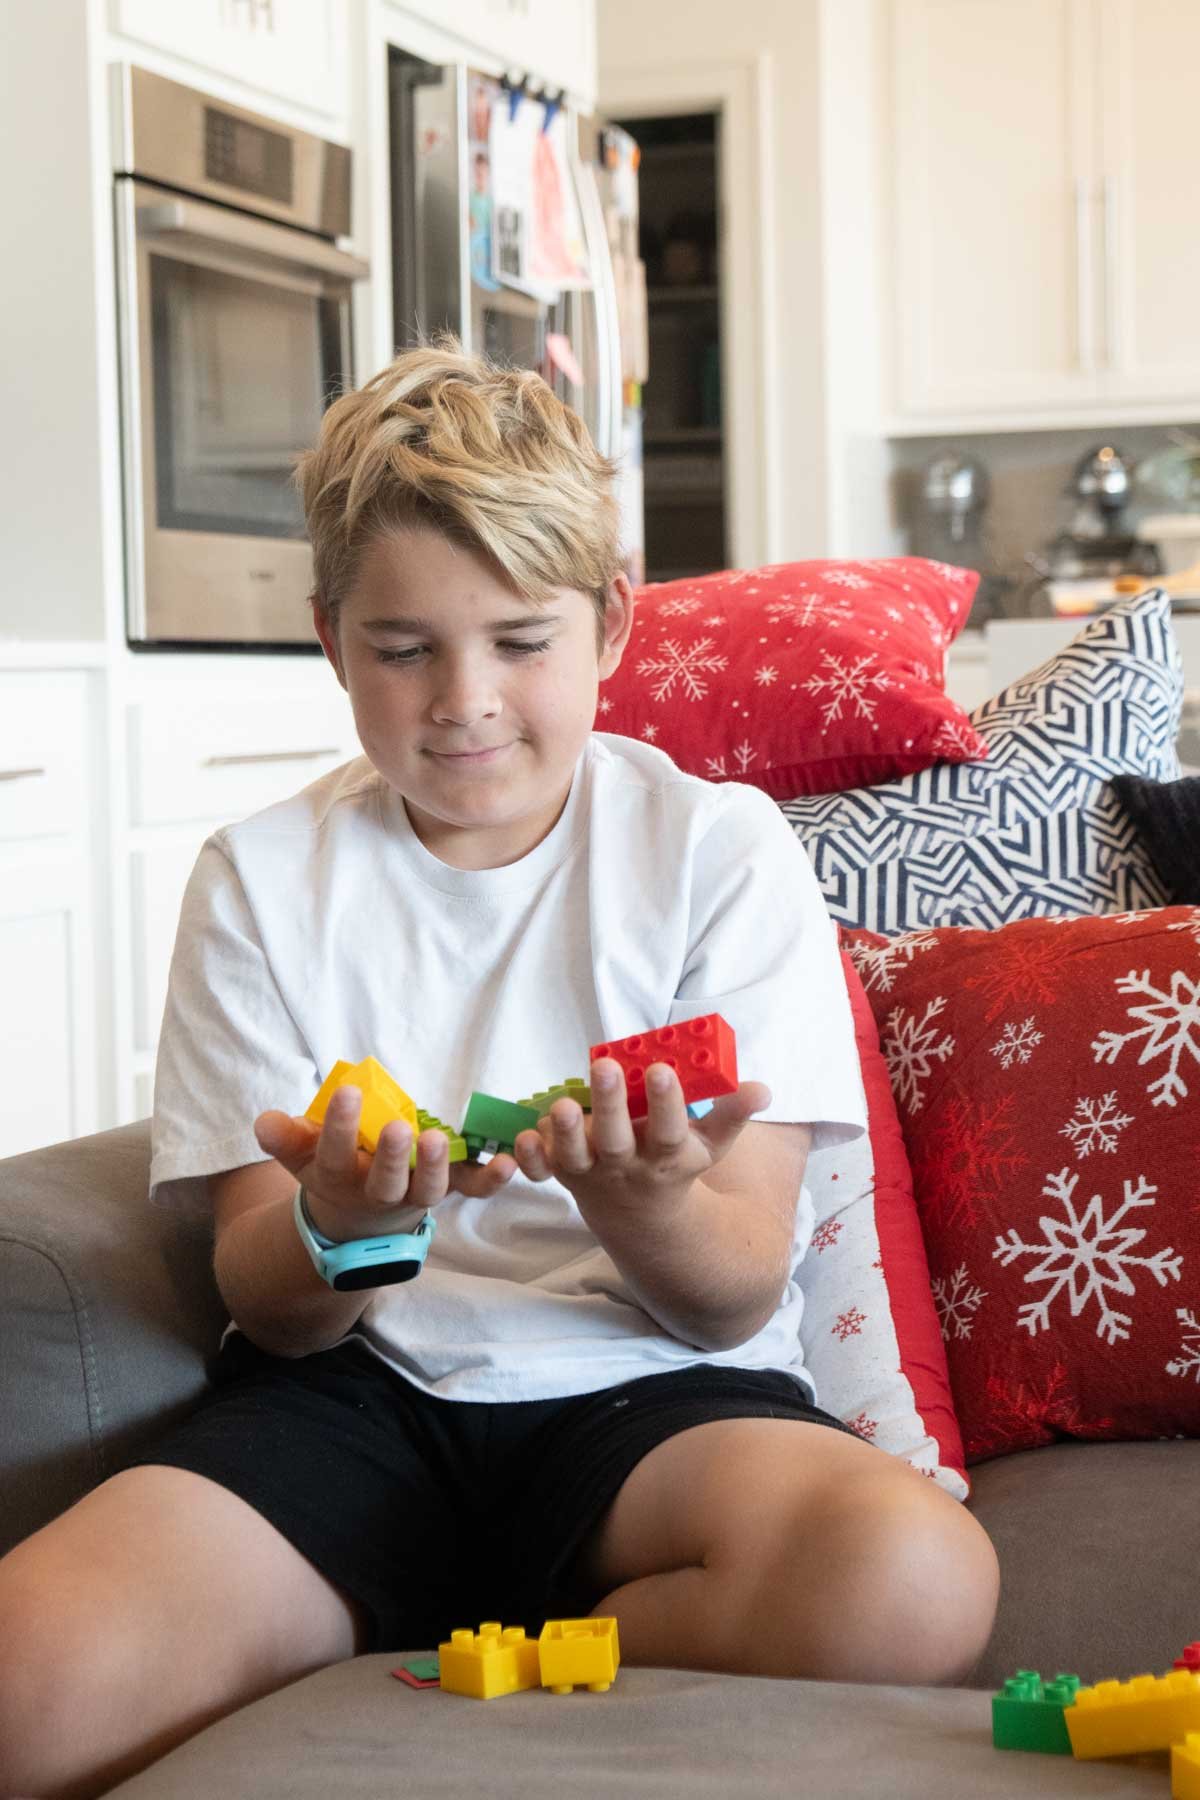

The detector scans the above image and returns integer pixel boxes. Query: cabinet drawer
[0,674,88,841]
[127,694,360,826]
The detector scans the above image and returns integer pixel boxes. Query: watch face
[332,1258,422,1292]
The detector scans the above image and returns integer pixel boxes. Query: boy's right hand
[254,1086,518,1243]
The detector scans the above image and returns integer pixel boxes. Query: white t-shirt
[152,733,866,1403]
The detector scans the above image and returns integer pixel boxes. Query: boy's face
[314,524,635,870]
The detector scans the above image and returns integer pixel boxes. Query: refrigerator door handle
[574,154,623,460]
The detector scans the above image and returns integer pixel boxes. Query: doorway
[616,110,727,582]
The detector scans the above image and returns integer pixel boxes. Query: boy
[0,345,998,1798]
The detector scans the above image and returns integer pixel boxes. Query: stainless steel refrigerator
[389,52,647,584]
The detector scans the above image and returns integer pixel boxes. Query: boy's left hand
[512,1056,771,1223]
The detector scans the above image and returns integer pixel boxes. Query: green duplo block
[992,1670,1081,1753]
[413,1109,468,1166]
[460,1092,541,1157]
[517,1078,592,1113]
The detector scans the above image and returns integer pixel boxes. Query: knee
[812,1475,1000,1685]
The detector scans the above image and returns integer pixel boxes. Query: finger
[513,1126,556,1183]
[548,1095,596,1175]
[253,1109,323,1180]
[404,1127,452,1209]
[361,1116,415,1206]
[689,1081,773,1160]
[451,1150,519,1198]
[312,1085,366,1191]
[587,1059,637,1161]
[639,1062,691,1156]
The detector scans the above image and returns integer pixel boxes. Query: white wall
[0,0,109,641]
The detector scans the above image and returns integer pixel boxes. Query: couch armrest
[0,1120,227,1557]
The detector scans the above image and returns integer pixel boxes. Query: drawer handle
[0,765,46,782]
[202,747,340,768]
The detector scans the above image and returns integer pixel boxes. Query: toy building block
[414,1108,468,1165]
[1172,1732,1200,1800]
[518,1078,592,1114]
[438,1623,541,1700]
[991,1670,1081,1753]
[1177,1644,1200,1672]
[686,1099,714,1120]
[589,1014,738,1120]
[1065,1669,1200,1760]
[461,1092,541,1158]
[537,1618,620,1694]
[306,1057,418,1153]
[391,1654,440,1688]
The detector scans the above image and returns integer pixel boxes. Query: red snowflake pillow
[843,910,1200,1463]
[596,558,987,798]
[798,951,968,1498]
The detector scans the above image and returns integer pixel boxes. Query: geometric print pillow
[781,588,1184,932]
[843,908,1200,1462]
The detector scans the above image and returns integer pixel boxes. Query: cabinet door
[1096,0,1200,404]
[111,0,348,120]
[891,0,1099,416]
[390,0,595,104]
[0,855,97,1158]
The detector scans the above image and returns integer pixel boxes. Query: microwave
[113,66,369,650]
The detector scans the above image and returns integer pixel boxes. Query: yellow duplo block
[538,1618,620,1694]
[1066,1670,1200,1759]
[305,1056,419,1154]
[438,1623,541,1700]
[1173,1734,1200,1800]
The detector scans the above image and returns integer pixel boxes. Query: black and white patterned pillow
[780,588,1183,931]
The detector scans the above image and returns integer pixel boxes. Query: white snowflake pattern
[1166,1309,1200,1381]
[932,718,982,759]
[925,560,974,585]
[655,597,703,618]
[1091,967,1200,1107]
[1059,1092,1134,1159]
[596,695,613,714]
[993,1168,1182,1346]
[754,665,779,686]
[846,929,939,995]
[882,996,956,1112]
[932,1263,988,1341]
[822,569,872,590]
[636,637,729,703]
[639,723,659,742]
[1167,909,1200,945]
[802,652,891,727]
[705,740,758,779]
[704,614,726,626]
[990,1017,1044,1071]
[765,593,851,630]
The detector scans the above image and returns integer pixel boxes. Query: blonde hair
[296,339,622,637]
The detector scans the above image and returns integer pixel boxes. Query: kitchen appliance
[388,54,647,581]
[911,451,1011,622]
[113,66,369,650]
[1026,443,1161,611]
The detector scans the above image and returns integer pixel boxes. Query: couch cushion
[0,1119,225,1556]
[844,909,1200,1463]
[967,1439,1200,1690]
[1112,771,1200,902]
[596,557,986,798]
[104,1655,1165,1799]
[782,587,1183,930]
[800,952,967,1498]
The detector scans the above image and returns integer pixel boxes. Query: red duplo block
[589,1014,738,1119]
[1176,1644,1200,1672]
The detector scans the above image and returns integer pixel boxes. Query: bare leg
[0,1466,365,1800]
[576,1420,999,1684]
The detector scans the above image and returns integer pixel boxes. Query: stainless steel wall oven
[113,66,368,650]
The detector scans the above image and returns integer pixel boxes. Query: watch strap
[293,1185,435,1291]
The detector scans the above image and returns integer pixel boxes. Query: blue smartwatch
[292,1186,435,1292]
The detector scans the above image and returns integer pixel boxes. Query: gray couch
[3,1119,1196,1798]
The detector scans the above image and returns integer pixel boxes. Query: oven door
[116,177,369,649]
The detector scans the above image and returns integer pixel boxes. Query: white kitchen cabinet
[109,0,349,120]
[890,0,1200,423]
[388,0,595,105]
[0,674,97,1158]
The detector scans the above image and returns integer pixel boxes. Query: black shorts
[125,1332,855,1653]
